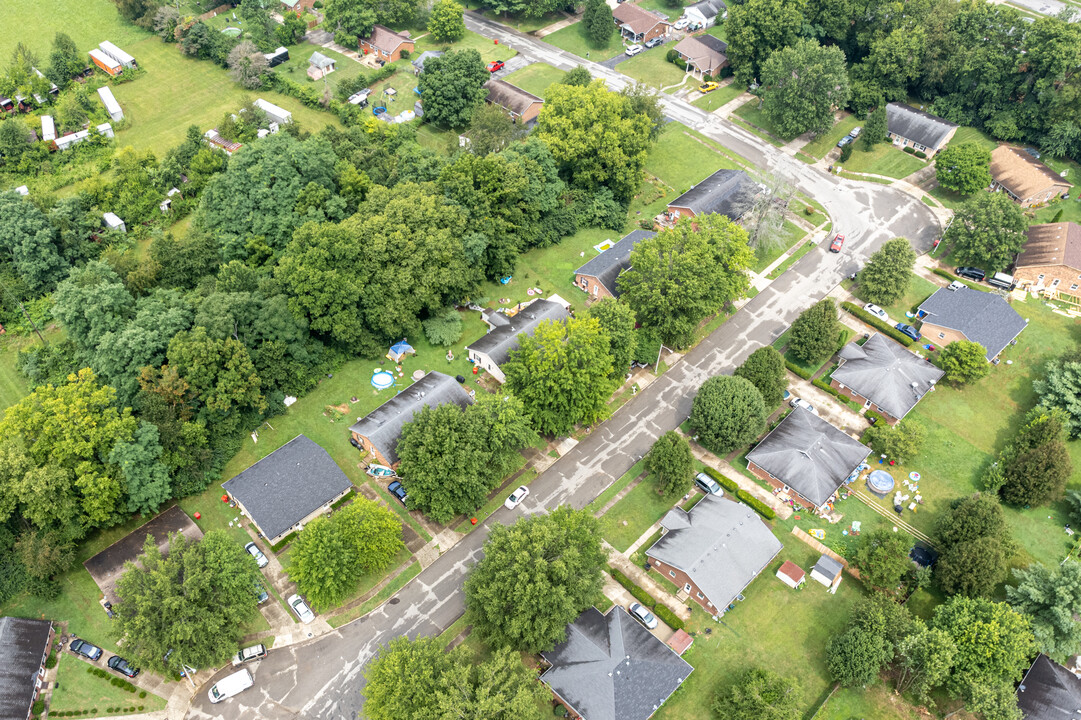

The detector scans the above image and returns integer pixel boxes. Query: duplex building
[574,230,655,300]
[831,334,944,424]
[885,103,957,158]
[990,145,1072,207]
[916,285,1027,361]
[0,617,54,720]
[612,3,671,44]
[1013,221,1081,302]
[672,34,729,77]
[1017,654,1081,720]
[483,79,544,124]
[466,295,571,383]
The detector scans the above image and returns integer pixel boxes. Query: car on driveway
[790,397,819,415]
[837,135,853,148]
[829,234,845,252]
[625,44,643,56]
[698,81,718,93]
[895,323,921,341]
[628,602,659,630]
[849,126,862,137]
[504,485,529,510]
[244,542,268,569]
[232,644,268,666]
[108,655,140,678]
[955,266,986,282]
[863,303,889,322]
[254,582,269,605]
[644,36,664,48]
[70,639,103,661]
[486,60,505,72]
[288,594,315,624]
[694,472,723,496]
[388,480,408,506]
[674,18,690,30]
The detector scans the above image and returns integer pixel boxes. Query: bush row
[840,302,915,346]
[609,568,656,609]
[85,667,137,692]
[811,377,863,411]
[930,268,993,292]
[736,488,777,519]
[49,709,142,717]
[702,466,740,493]
[652,604,685,631]
[784,359,814,380]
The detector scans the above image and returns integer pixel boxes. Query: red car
[829,234,845,252]
[487,60,505,72]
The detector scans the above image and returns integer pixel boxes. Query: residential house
[745,407,871,511]
[264,46,289,68]
[885,103,957,158]
[662,168,759,225]
[411,50,443,75]
[307,51,336,80]
[222,434,353,545]
[0,617,53,720]
[204,129,242,155]
[810,554,844,588]
[574,230,655,300]
[102,212,125,233]
[1017,654,1081,720]
[40,115,55,142]
[831,333,944,424]
[1014,221,1081,301]
[348,371,472,468]
[672,34,729,77]
[483,79,544,124]
[97,85,123,122]
[466,295,571,383]
[254,98,292,126]
[612,3,671,44]
[99,41,136,69]
[990,145,1072,207]
[775,560,805,588]
[359,25,414,63]
[88,48,122,77]
[916,285,1027,361]
[683,0,726,26]
[540,606,693,720]
[645,494,782,613]
[281,0,317,11]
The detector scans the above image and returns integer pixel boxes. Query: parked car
[487,60,505,72]
[837,135,853,148]
[644,36,664,48]
[208,669,253,704]
[988,272,1016,290]
[254,582,269,605]
[232,644,268,666]
[674,18,690,30]
[849,126,862,137]
[504,485,530,510]
[108,655,140,678]
[387,480,408,506]
[829,234,845,253]
[288,594,315,624]
[70,639,103,661]
[698,81,719,93]
[244,542,269,569]
[628,602,659,630]
[790,397,818,415]
[955,266,986,282]
[694,472,723,496]
[863,303,889,322]
[625,44,643,56]
[895,323,921,341]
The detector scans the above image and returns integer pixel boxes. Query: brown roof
[990,145,1071,200]
[777,560,805,584]
[484,79,543,117]
[673,35,728,74]
[363,24,413,53]
[666,629,694,656]
[612,3,669,35]
[1017,222,1081,271]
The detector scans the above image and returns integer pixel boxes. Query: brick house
[885,103,958,158]
[830,333,944,425]
[1014,221,1081,302]
[0,617,54,720]
[466,296,570,383]
[483,79,544,124]
[661,168,759,226]
[672,34,729,77]
[574,229,655,301]
[348,371,472,468]
[540,606,692,720]
[745,408,870,511]
[358,25,414,63]
[916,285,1028,361]
[645,494,781,613]
[612,3,671,44]
[222,435,353,545]
[990,145,1072,207]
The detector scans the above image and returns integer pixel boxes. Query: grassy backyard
[541,22,622,61]
[854,272,939,321]
[413,28,519,63]
[50,654,167,716]
[502,62,567,98]
[0,0,145,60]
[272,44,367,95]
[690,81,745,112]
[620,43,691,91]
[840,142,928,179]
[801,114,861,160]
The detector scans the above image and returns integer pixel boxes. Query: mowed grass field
[0,0,145,60]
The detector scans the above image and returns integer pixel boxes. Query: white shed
[810,554,844,589]
[96,123,114,139]
[15,185,29,196]
[103,212,126,233]
[97,86,123,122]
[41,115,56,142]
[254,98,292,126]
[775,560,806,589]
[99,41,136,69]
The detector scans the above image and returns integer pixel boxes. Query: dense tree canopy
[938,340,990,385]
[856,528,912,591]
[1007,561,1081,660]
[788,299,841,365]
[761,39,851,139]
[935,143,993,195]
[587,298,637,377]
[935,493,1016,597]
[859,238,916,306]
[1034,348,1081,438]
[417,50,489,128]
[734,346,788,409]
[712,667,801,720]
[689,375,767,455]
[726,0,804,85]
[428,0,466,43]
[946,193,1028,273]
[864,420,925,465]
[646,431,695,500]
[999,406,1073,507]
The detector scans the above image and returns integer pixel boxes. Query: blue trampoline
[866,470,896,497]
[371,370,395,390]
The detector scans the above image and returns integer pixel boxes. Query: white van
[208,668,253,704]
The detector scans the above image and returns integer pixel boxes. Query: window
[1071,284,1079,291]
[684,583,692,593]
[697,591,704,599]
[938,332,945,339]
[1052,279,1061,287]
[1038,274,1046,281]
[669,570,676,579]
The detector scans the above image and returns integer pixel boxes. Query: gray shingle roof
[309,51,335,69]
[411,50,443,71]
[222,435,353,541]
[833,334,944,420]
[813,555,843,582]
[885,103,958,150]
[746,408,870,508]
[540,607,693,720]
[1018,654,1081,720]
[0,617,51,720]
[466,298,570,368]
[1017,222,1081,271]
[688,0,726,19]
[668,169,758,221]
[347,371,472,465]
[574,230,656,297]
[646,495,781,609]
[917,286,1027,361]
[483,79,543,117]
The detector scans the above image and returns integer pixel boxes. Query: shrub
[737,489,777,519]
[313,0,322,6]
[32,700,44,714]
[903,146,915,154]
[609,568,656,608]
[839,143,853,162]
[703,73,712,82]
[784,359,813,380]
[399,49,411,59]
[666,48,678,63]
[139,691,147,698]
[914,150,927,159]
[653,603,685,630]
[703,466,740,493]
[804,205,815,216]
[45,652,57,669]
[839,302,915,346]
[138,705,144,711]
[865,409,885,426]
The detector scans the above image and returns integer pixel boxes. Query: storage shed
[97,85,123,122]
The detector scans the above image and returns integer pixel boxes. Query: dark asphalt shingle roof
[222,435,353,541]
[541,606,692,720]
[745,408,870,508]
[688,0,726,19]
[646,495,781,609]
[484,79,543,117]
[0,617,51,720]
[812,555,843,582]
[834,334,944,420]
[411,50,443,71]
[1017,222,1081,271]
[668,169,758,221]
[1017,654,1081,720]
[466,298,570,368]
[917,286,1027,361]
[574,230,656,297]
[885,103,957,150]
[347,371,472,465]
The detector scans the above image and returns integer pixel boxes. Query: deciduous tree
[864,420,925,464]
[938,340,990,384]
[0,191,69,295]
[856,528,912,591]
[712,667,801,720]
[788,299,840,365]
[734,346,787,409]
[646,431,694,500]
[859,238,916,306]
[465,102,528,156]
[895,627,957,700]
[1034,348,1081,438]
[418,50,489,128]
[935,493,1016,597]
[725,0,804,85]
[227,40,269,89]
[588,298,637,377]
[1000,406,1073,507]
[428,0,466,42]
[861,105,887,148]
[935,143,993,196]
[761,39,851,139]
[946,193,1027,273]
[689,375,767,455]
[1007,561,1081,660]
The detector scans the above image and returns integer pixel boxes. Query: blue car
[895,323,921,341]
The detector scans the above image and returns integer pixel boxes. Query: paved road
[186,15,939,720]
[992,0,1078,20]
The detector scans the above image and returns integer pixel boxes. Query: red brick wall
[828,379,899,424]
[360,39,415,63]
[350,431,393,468]
[748,461,821,509]
[1015,265,1081,300]
[574,273,615,300]
[648,557,714,611]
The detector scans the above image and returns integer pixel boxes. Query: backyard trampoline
[866,470,896,497]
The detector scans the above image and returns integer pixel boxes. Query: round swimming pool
[371,370,395,390]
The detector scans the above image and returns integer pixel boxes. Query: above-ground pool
[371,370,395,390]
[866,470,896,497]
[220,27,242,36]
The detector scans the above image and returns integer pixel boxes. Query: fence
[790,526,862,581]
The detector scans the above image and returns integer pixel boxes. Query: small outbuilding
[88,48,122,77]
[411,50,443,74]
[97,85,123,122]
[99,41,137,69]
[40,115,55,142]
[102,212,126,233]
[810,554,844,589]
[775,560,806,588]
[264,46,289,68]
[254,98,292,126]
[307,51,336,80]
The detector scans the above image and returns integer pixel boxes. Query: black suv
[70,638,103,661]
[108,655,140,678]
[955,266,986,282]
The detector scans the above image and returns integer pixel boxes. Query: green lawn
[1034,197,1081,225]
[840,142,928,179]
[751,220,810,274]
[413,29,519,64]
[273,44,367,95]
[460,1,565,33]
[801,114,861,160]
[620,44,691,91]
[644,122,742,195]
[704,24,727,42]
[691,81,745,112]
[819,684,924,720]
[541,23,621,61]
[854,272,938,321]
[0,338,32,412]
[732,99,786,145]
[50,654,167,715]
[0,0,145,61]
[631,0,683,16]
[599,475,674,551]
[502,63,567,98]
[948,125,998,152]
